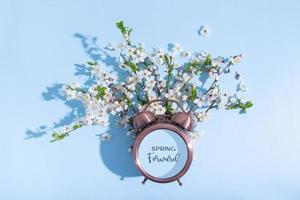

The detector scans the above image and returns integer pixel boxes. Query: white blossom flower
[194,96,205,107]
[99,132,112,142]
[126,129,136,136]
[211,59,218,67]
[198,25,212,37]
[106,42,116,51]
[182,73,190,83]
[237,81,247,92]
[151,48,165,65]
[88,85,98,96]
[69,82,80,89]
[146,100,166,115]
[217,92,229,109]
[182,95,188,101]
[127,47,135,56]
[236,92,247,104]
[127,75,139,90]
[181,51,191,58]
[65,88,77,100]
[82,93,91,103]
[230,96,237,104]
[165,89,181,100]
[239,98,247,104]
[189,130,204,141]
[207,86,220,101]
[142,69,152,77]
[215,57,225,65]
[116,116,130,127]
[195,50,208,60]
[195,112,209,122]
[171,42,182,54]
[132,49,147,63]
[231,54,243,65]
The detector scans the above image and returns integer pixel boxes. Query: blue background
[1,0,300,199]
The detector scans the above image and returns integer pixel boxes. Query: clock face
[134,123,193,183]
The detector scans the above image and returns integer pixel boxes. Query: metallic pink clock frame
[133,99,195,186]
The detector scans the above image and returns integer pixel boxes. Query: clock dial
[137,129,188,179]
[134,123,193,183]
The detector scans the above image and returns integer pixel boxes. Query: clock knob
[134,111,156,130]
[171,112,194,131]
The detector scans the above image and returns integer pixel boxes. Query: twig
[203,79,218,95]
[205,99,218,113]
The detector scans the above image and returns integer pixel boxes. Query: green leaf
[116,21,126,34]
[229,101,253,110]
[121,54,139,72]
[125,60,138,72]
[184,61,206,75]
[128,28,133,35]
[127,99,133,107]
[72,124,82,130]
[189,86,197,101]
[164,55,174,92]
[116,21,133,45]
[95,86,106,100]
[204,54,212,66]
[87,61,97,66]
[50,132,67,142]
[128,62,138,72]
[184,61,200,71]
[166,102,173,114]
[164,55,170,65]
[244,101,253,108]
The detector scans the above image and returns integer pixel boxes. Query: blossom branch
[51,21,252,142]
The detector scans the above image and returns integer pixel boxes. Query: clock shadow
[100,116,141,180]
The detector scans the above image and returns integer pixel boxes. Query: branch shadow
[25,33,141,180]
[73,33,127,81]
[25,83,85,139]
[73,33,141,179]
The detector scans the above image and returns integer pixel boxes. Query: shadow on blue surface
[25,83,85,139]
[100,116,141,179]
[25,33,141,179]
[24,32,220,179]
[74,33,141,178]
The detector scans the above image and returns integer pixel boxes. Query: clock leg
[142,177,148,185]
[177,179,183,186]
